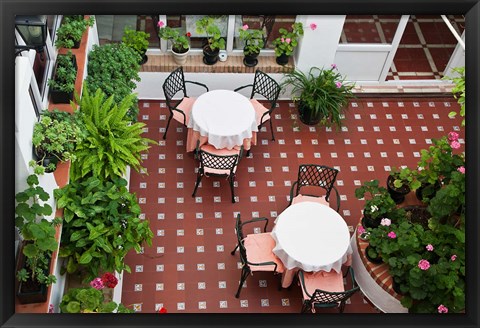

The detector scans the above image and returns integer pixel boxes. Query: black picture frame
[2,1,479,327]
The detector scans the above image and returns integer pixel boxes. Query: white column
[295,15,346,73]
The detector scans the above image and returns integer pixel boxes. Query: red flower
[186,32,191,37]
[101,272,118,288]
[158,307,167,313]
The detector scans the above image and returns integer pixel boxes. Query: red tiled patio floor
[121,96,463,313]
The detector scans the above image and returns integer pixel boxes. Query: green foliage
[54,15,95,49]
[390,167,421,190]
[47,51,77,93]
[54,175,154,281]
[85,43,141,121]
[272,22,304,57]
[427,171,465,224]
[157,23,190,53]
[280,66,355,129]
[355,179,398,221]
[122,27,150,55]
[60,287,134,313]
[195,16,226,51]
[443,66,465,126]
[70,87,156,182]
[238,26,265,56]
[15,174,60,286]
[31,109,82,174]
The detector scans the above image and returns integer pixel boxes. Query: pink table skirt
[186,128,257,152]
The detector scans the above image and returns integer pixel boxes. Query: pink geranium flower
[438,304,448,313]
[451,254,457,261]
[331,63,337,69]
[448,131,459,141]
[380,218,391,226]
[281,37,285,42]
[357,225,365,234]
[157,21,165,28]
[387,231,396,239]
[457,166,465,174]
[242,24,249,30]
[285,38,291,44]
[418,259,430,270]
[426,244,434,251]
[450,140,461,149]
[335,81,342,88]
[309,23,317,30]
[89,277,105,290]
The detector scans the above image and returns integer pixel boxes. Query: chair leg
[229,176,236,203]
[269,120,275,141]
[235,267,249,298]
[301,301,311,313]
[230,244,239,255]
[163,115,173,140]
[339,301,346,313]
[192,174,203,197]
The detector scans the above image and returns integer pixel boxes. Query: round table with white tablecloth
[271,201,352,288]
[186,89,258,151]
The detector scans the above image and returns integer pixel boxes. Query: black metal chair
[192,143,243,203]
[289,164,341,212]
[298,267,359,313]
[162,66,209,139]
[234,69,281,141]
[230,214,284,298]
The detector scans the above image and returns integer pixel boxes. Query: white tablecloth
[188,89,258,150]
[272,201,352,274]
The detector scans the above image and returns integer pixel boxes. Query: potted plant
[195,16,226,65]
[157,21,191,65]
[15,174,61,304]
[122,27,150,65]
[48,50,77,103]
[30,109,82,174]
[54,175,154,282]
[280,65,355,128]
[272,22,304,65]
[387,167,416,204]
[60,287,133,313]
[355,179,399,229]
[238,24,265,67]
[54,15,95,49]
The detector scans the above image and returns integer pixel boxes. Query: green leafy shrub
[443,66,465,126]
[272,22,304,57]
[47,50,77,93]
[122,27,150,55]
[15,174,61,286]
[85,43,141,121]
[54,176,154,281]
[54,15,95,49]
[238,25,265,56]
[60,287,133,313]
[70,87,156,182]
[195,16,226,52]
[355,179,398,221]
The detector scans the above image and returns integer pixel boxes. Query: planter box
[49,54,77,104]
[16,243,50,304]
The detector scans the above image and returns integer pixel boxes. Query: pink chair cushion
[344,254,353,267]
[173,97,196,125]
[200,144,240,176]
[300,270,345,300]
[250,99,271,126]
[292,194,330,207]
[243,233,285,273]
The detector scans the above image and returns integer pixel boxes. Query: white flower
[370,205,379,212]
[380,218,391,226]
[417,166,424,171]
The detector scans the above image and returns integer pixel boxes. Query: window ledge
[140,54,295,74]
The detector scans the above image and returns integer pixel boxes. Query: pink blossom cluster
[387,231,396,239]
[426,244,434,251]
[448,131,461,149]
[451,254,457,261]
[242,24,249,30]
[90,277,105,290]
[438,304,449,313]
[418,259,430,270]
[357,225,366,234]
[280,37,291,44]
[157,21,165,28]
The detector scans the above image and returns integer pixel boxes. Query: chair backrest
[250,70,281,109]
[198,148,240,177]
[162,67,187,109]
[294,164,339,201]
[309,285,359,307]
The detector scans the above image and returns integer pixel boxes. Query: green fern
[70,87,157,181]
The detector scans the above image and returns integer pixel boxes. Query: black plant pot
[49,54,77,104]
[243,49,259,67]
[33,146,59,172]
[386,175,410,204]
[138,50,148,65]
[276,53,290,65]
[365,245,383,264]
[391,279,404,295]
[17,279,48,304]
[203,46,219,65]
[361,213,382,229]
[415,182,441,202]
[297,101,323,126]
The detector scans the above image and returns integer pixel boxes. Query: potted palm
[122,27,150,64]
[280,65,355,128]
[157,21,191,65]
[48,50,77,103]
[238,24,265,67]
[195,16,226,65]
[272,22,304,65]
[15,174,61,304]
[54,15,95,49]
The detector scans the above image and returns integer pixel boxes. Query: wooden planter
[50,54,77,104]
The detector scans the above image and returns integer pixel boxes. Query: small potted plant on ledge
[157,21,190,65]
[48,50,77,104]
[54,15,95,49]
[280,65,355,128]
[238,24,265,67]
[272,22,304,65]
[60,287,133,313]
[15,174,61,304]
[122,27,150,65]
[195,16,226,65]
[30,109,82,175]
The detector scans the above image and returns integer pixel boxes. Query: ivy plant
[85,43,141,121]
[54,176,154,281]
[60,287,133,313]
[70,87,156,182]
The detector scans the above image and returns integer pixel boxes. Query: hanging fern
[70,87,157,181]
